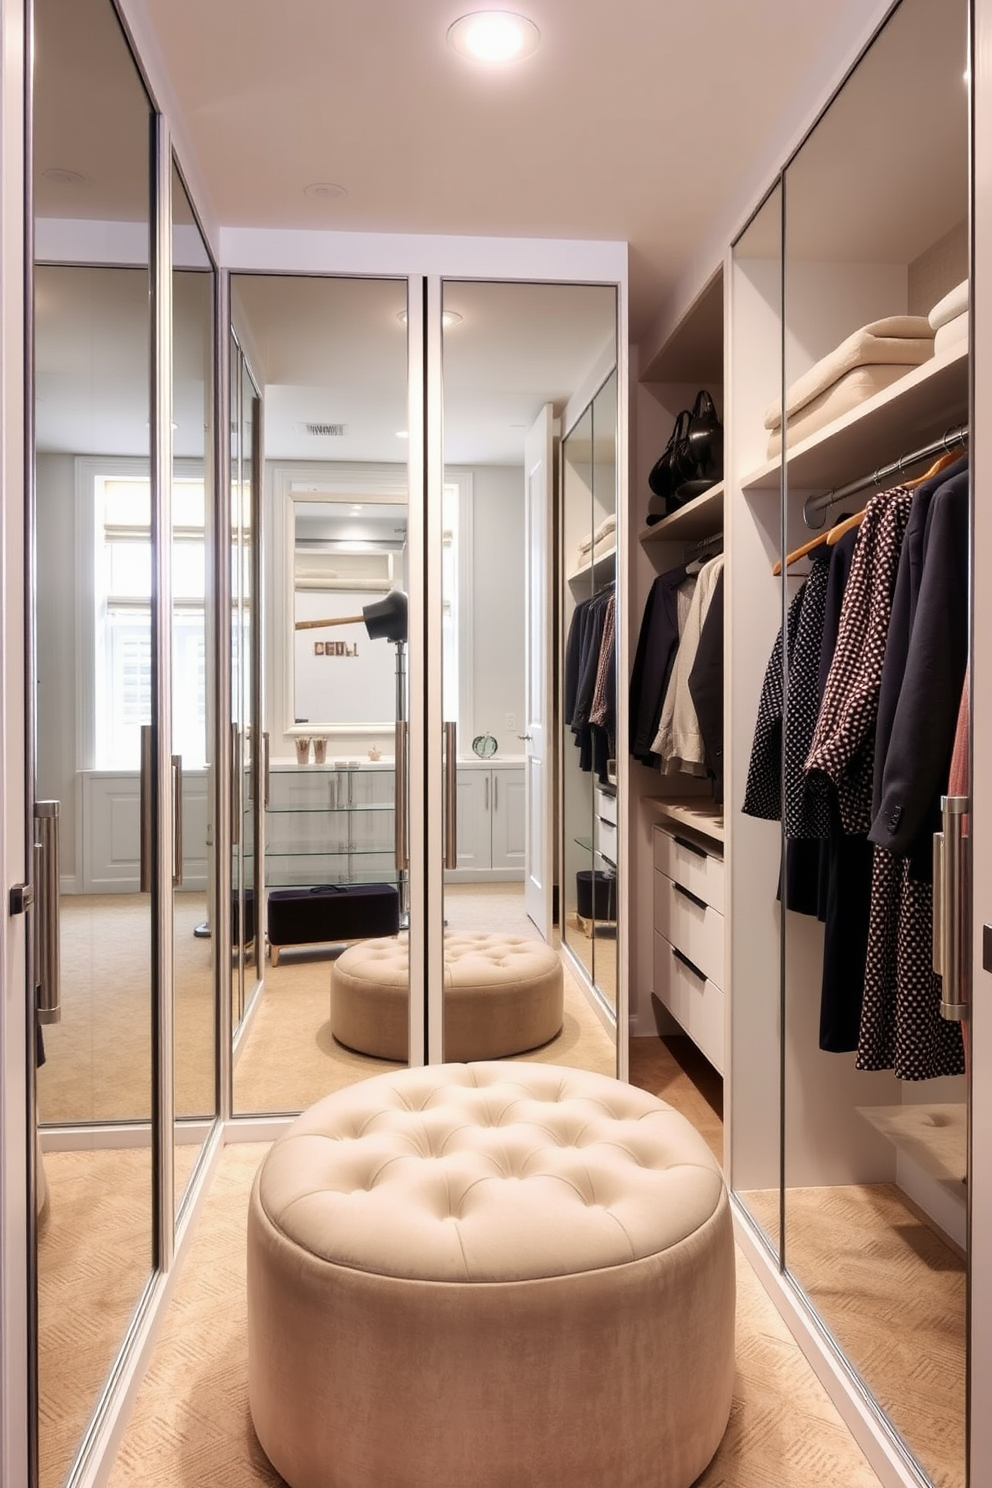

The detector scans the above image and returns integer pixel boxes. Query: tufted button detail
[259,1062,724,1284]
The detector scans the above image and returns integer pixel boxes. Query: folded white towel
[766,363,913,458]
[577,533,593,554]
[928,279,969,332]
[594,513,617,542]
[764,315,933,430]
[934,310,969,357]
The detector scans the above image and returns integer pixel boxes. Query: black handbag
[646,390,723,524]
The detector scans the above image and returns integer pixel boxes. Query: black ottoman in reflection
[266,884,400,965]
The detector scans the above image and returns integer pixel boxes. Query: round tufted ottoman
[247,1062,736,1488]
[330,932,564,1060]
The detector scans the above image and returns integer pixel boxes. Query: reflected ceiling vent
[303,422,347,437]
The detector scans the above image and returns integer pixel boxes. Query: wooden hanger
[772,531,829,577]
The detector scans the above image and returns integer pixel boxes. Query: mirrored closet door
[171,161,217,1219]
[31,0,158,1481]
[438,280,619,1076]
[230,273,413,1116]
[731,0,971,1482]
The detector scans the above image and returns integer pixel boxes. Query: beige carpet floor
[233,883,618,1114]
[38,1143,200,1488]
[39,893,217,1125]
[746,1184,966,1488]
[104,1148,885,1488]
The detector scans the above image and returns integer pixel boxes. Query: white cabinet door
[455,768,490,871]
[491,766,526,870]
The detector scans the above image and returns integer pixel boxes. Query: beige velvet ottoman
[330,932,564,1060]
[247,1062,736,1488]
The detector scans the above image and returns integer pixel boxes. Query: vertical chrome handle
[395,720,409,870]
[444,721,457,870]
[140,723,153,893]
[936,795,970,1021]
[262,730,270,809]
[494,773,499,813]
[932,831,944,976]
[484,774,490,811]
[34,801,61,1025]
[231,723,241,846]
[172,755,183,888]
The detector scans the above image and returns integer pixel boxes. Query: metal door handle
[395,720,408,870]
[140,724,153,893]
[484,774,489,811]
[493,773,499,813]
[935,795,970,1020]
[517,733,531,741]
[674,834,707,859]
[35,801,61,1024]
[231,724,241,845]
[671,945,706,984]
[444,721,457,869]
[262,730,270,809]
[172,755,183,887]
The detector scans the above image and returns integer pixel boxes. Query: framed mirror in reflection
[290,494,406,734]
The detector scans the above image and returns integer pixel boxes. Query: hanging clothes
[628,564,691,765]
[687,566,725,802]
[564,585,616,783]
[589,592,617,783]
[804,487,913,833]
[855,465,969,1079]
[652,555,724,774]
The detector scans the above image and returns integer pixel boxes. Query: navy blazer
[869,467,970,862]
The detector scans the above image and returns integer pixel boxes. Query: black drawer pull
[673,881,707,911]
[673,833,707,859]
[671,946,707,982]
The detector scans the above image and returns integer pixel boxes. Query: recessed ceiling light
[396,431,409,439]
[41,167,86,186]
[303,182,347,200]
[396,310,464,329]
[351,505,363,513]
[447,11,540,64]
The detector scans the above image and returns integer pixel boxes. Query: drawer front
[653,826,724,913]
[596,788,617,826]
[652,931,724,1074]
[653,871,724,987]
[597,816,617,865]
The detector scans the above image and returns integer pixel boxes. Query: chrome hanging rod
[684,529,723,556]
[802,424,968,530]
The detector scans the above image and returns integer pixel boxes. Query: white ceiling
[49,0,891,337]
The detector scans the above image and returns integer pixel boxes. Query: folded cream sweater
[764,315,933,431]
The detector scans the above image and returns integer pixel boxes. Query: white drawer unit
[652,819,725,1071]
[653,871,724,986]
[653,932,724,1075]
[596,788,617,866]
[653,825,724,913]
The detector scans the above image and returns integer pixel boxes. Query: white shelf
[644,796,724,847]
[637,481,724,545]
[739,345,968,496]
[567,544,616,586]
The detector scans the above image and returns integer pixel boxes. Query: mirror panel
[32,0,155,1481]
[781,1,969,1482]
[171,160,216,1219]
[729,179,784,1260]
[231,274,411,1114]
[438,278,618,1075]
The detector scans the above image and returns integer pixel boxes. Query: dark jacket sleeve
[629,567,686,763]
[871,455,967,819]
[868,470,970,857]
[687,569,724,801]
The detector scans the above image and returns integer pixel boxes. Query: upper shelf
[567,544,616,586]
[637,481,724,546]
[740,344,968,495]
